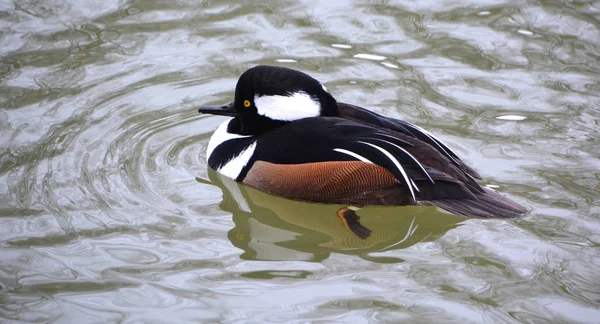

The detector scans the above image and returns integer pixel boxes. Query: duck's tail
[421,187,526,218]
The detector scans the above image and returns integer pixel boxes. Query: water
[1,0,599,322]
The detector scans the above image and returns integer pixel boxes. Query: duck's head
[198,65,337,135]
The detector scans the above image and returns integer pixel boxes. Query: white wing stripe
[410,179,420,192]
[377,138,434,184]
[333,148,374,164]
[357,141,416,202]
[410,123,460,164]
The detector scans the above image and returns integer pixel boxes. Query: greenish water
[1,0,599,322]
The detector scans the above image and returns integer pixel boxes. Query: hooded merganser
[199,65,526,238]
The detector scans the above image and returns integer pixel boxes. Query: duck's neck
[230,116,290,136]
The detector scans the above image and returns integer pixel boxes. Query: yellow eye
[243,100,251,107]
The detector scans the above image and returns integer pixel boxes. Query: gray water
[1,0,599,322]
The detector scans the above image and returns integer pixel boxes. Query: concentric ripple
[1,0,600,322]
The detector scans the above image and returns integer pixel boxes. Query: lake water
[1,0,599,322]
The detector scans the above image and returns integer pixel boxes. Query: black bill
[198,102,236,117]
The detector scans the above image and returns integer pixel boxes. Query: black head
[198,65,337,135]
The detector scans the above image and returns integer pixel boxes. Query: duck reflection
[205,169,465,262]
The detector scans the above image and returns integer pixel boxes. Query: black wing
[244,117,476,203]
[337,102,482,180]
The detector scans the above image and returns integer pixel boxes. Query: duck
[198,65,526,238]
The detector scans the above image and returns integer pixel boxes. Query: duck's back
[236,116,524,218]
[334,103,526,218]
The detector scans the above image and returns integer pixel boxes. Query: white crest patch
[206,118,251,162]
[218,142,257,180]
[254,91,321,121]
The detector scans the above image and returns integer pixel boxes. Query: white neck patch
[206,118,250,162]
[206,118,256,180]
[218,142,257,180]
[254,91,321,121]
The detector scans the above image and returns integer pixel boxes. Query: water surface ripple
[1,0,599,322]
